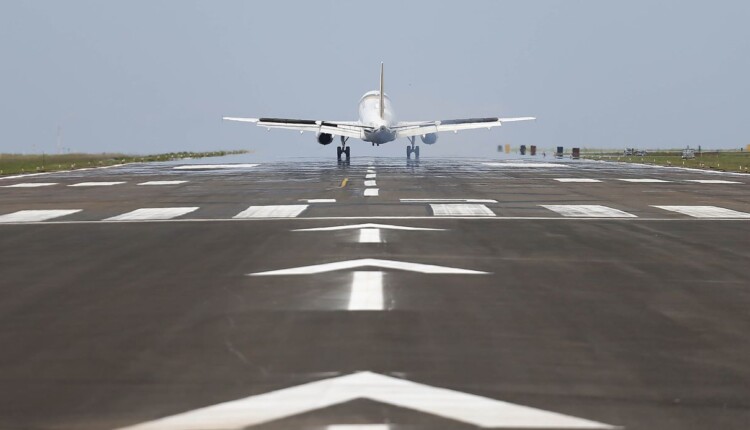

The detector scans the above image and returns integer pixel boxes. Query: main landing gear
[337,136,350,161]
[406,136,420,159]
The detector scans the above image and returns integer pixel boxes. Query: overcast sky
[1,0,748,157]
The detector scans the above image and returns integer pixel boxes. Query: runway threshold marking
[430,204,495,217]
[234,205,309,218]
[105,207,199,221]
[172,164,259,170]
[0,209,81,223]
[328,426,389,430]
[401,198,497,203]
[112,372,616,430]
[541,205,638,218]
[249,258,488,275]
[652,205,750,218]
[293,223,445,231]
[68,181,126,187]
[617,178,670,183]
[349,271,384,310]
[685,179,743,184]
[553,178,602,183]
[137,180,188,186]
[364,180,377,187]
[483,162,570,168]
[1,182,58,188]
[364,188,379,197]
[358,228,382,243]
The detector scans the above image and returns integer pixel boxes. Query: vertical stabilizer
[379,62,385,120]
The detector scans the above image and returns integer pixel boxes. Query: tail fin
[379,62,385,120]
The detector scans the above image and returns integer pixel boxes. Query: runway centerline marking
[685,179,743,184]
[249,258,488,276]
[365,173,376,179]
[349,271,384,311]
[402,198,497,203]
[2,182,58,188]
[358,228,382,243]
[0,209,81,223]
[112,371,616,430]
[364,180,377,187]
[553,178,602,183]
[617,178,670,183]
[234,205,309,218]
[105,207,199,221]
[68,181,126,187]
[137,180,188,186]
[293,223,445,232]
[430,204,496,217]
[652,205,750,218]
[541,205,637,218]
[364,188,379,197]
[173,164,258,170]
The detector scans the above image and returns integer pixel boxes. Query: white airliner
[223,64,534,160]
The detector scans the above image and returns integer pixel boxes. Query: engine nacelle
[317,133,334,145]
[421,133,438,145]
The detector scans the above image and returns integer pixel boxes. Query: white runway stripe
[541,205,637,218]
[685,179,743,184]
[358,228,382,243]
[364,180,377,187]
[173,164,258,170]
[2,183,57,188]
[652,205,750,218]
[365,173,376,179]
[294,223,445,231]
[401,198,497,203]
[137,180,188,186]
[553,178,602,183]
[106,207,198,221]
[234,205,308,218]
[348,271,384,311]
[617,178,670,183]
[69,181,126,187]
[304,199,336,203]
[483,162,569,168]
[0,209,81,223]
[364,188,379,197]
[430,204,496,217]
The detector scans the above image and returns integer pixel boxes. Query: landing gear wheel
[414,146,420,159]
[337,147,343,160]
[406,146,412,159]
[344,147,351,160]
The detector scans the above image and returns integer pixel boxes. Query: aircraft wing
[223,117,366,139]
[394,117,535,138]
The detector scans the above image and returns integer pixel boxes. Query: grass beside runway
[0,150,248,176]
[585,150,750,174]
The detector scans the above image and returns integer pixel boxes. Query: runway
[1,157,749,429]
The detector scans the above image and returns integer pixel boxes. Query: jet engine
[317,133,334,145]
[421,133,438,145]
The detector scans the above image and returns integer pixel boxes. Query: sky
[1,0,748,158]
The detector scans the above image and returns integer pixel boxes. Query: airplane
[223,63,535,160]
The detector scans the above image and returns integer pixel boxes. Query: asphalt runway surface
[1,157,749,429]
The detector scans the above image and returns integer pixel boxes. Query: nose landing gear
[406,136,420,159]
